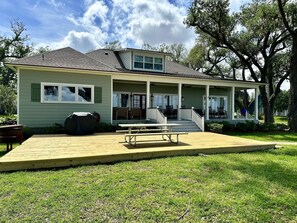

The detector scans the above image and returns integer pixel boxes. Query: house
[6,47,261,131]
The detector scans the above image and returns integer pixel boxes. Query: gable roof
[6,47,117,72]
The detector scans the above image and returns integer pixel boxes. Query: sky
[0,0,250,53]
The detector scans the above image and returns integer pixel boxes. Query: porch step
[167,120,202,132]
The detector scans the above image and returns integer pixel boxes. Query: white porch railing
[179,108,204,132]
[235,111,254,120]
[146,107,167,124]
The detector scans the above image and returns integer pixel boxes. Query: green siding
[113,82,146,93]
[19,69,111,127]
[151,85,177,94]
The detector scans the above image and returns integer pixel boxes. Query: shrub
[0,116,17,126]
[221,121,233,131]
[0,85,16,115]
[258,123,288,132]
[206,122,223,133]
[95,122,114,132]
[235,121,258,132]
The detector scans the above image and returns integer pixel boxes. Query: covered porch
[111,79,260,130]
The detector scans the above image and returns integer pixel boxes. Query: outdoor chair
[130,107,141,119]
[116,107,129,120]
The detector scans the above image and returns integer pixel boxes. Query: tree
[277,0,297,131]
[185,0,290,123]
[274,90,289,112]
[0,20,32,88]
[104,40,122,50]
[0,85,16,115]
[142,43,188,65]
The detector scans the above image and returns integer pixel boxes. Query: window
[113,92,130,107]
[133,55,163,71]
[203,95,227,111]
[41,83,94,104]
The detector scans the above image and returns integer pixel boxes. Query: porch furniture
[130,107,141,119]
[116,107,129,120]
[118,123,187,146]
[0,124,23,151]
[217,107,227,118]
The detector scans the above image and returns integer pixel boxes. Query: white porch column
[146,81,150,108]
[231,86,235,120]
[111,77,113,124]
[255,87,259,120]
[178,83,182,120]
[205,85,209,120]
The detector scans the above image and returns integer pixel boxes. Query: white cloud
[54,31,101,52]
[111,0,196,49]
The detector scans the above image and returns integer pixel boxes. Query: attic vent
[104,52,109,55]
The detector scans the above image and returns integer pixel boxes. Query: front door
[133,94,146,118]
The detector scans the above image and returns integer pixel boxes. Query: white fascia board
[12,64,264,89]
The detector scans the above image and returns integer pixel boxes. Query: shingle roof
[6,47,216,80]
[7,47,116,72]
[86,49,214,80]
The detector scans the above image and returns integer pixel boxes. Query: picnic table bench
[0,124,23,151]
[118,123,188,146]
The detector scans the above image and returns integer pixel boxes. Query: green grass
[0,140,297,222]
[274,116,288,125]
[227,131,297,142]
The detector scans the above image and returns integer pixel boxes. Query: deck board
[0,132,275,172]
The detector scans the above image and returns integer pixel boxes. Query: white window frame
[113,91,131,108]
[133,54,164,72]
[41,82,94,104]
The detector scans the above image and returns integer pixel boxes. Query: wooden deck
[0,132,275,172]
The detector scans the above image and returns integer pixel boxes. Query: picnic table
[117,123,187,146]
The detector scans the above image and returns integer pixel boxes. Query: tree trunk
[259,86,274,123]
[288,35,297,132]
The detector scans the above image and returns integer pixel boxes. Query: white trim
[255,87,259,121]
[17,68,20,124]
[178,83,182,120]
[40,82,94,104]
[132,54,164,72]
[111,77,113,124]
[113,91,131,108]
[8,64,264,88]
[231,86,235,120]
[146,81,150,108]
[205,85,209,120]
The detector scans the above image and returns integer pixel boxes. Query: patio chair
[116,107,129,120]
[130,107,141,119]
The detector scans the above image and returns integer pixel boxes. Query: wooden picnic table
[118,123,187,146]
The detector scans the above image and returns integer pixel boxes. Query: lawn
[227,131,297,142]
[0,133,297,222]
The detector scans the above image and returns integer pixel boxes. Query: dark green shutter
[94,86,102,103]
[31,83,41,102]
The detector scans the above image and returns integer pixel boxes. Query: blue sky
[0,0,250,53]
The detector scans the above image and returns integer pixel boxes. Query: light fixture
[182,96,185,102]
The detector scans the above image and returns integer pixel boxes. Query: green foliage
[0,84,16,115]
[0,20,32,88]
[95,122,114,132]
[274,90,289,112]
[0,115,17,125]
[206,122,223,133]
[185,0,291,124]
[234,121,257,132]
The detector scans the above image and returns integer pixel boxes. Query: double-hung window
[42,83,94,104]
